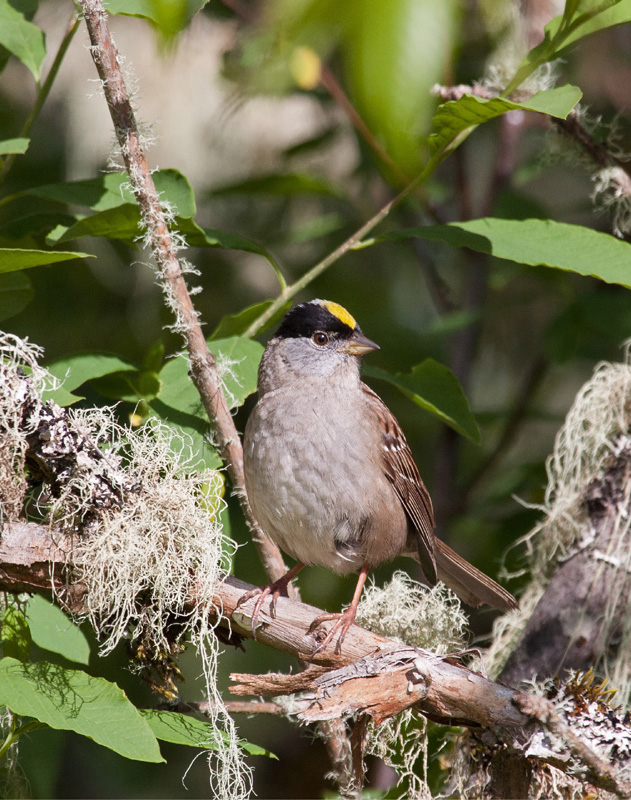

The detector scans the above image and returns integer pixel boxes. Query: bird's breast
[244,386,390,573]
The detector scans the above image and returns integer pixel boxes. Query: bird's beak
[342,331,380,356]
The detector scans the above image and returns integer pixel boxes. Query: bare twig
[78,0,288,584]
[165,699,285,716]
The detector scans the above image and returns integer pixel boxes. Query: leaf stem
[0,11,81,188]
[0,719,45,759]
[242,167,430,338]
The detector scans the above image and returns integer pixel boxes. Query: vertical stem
[0,12,81,187]
[78,0,288,583]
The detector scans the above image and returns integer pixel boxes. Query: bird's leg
[236,562,305,639]
[309,562,370,655]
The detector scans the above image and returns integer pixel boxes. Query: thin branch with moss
[77,0,288,585]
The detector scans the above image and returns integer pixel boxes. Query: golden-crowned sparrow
[242,299,516,652]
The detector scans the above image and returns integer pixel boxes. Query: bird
[240,299,517,653]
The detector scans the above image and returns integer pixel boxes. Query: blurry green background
[2,0,631,796]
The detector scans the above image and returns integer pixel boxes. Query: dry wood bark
[4,519,631,800]
[500,446,631,688]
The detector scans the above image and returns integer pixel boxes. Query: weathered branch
[501,445,631,688]
[516,692,631,799]
[2,520,631,798]
[77,0,287,585]
[2,521,522,731]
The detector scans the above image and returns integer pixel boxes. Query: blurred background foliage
[1,0,631,796]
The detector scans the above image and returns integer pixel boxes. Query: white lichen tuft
[540,103,631,237]
[520,672,631,800]
[482,59,561,98]
[0,332,251,799]
[64,415,228,653]
[355,571,468,654]
[592,165,631,238]
[366,710,431,800]
[485,352,631,706]
[0,332,57,523]
[58,414,250,799]
[355,573,467,800]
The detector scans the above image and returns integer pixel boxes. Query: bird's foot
[308,607,357,656]
[235,563,304,639]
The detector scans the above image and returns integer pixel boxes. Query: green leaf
[558,0,631,50]
[180,219,286,289]
[365,360,480,443]
[208,337,264,408]
[0,605,31,662]
[378,218,631,289]
[154,169,197,218]
[139,709,276,758]
[159,337,263,413]
[0,270,33,320]
[49,205,141,245]
[343,0,459,174]
[142,341,165,373]
[29,169,196,217]
[151,356,218,467]
[147,399,222,470]
[106,0,209,36]
[428,86,582,162]
[0,657,164,763]
[28,172,133,211]
[0,0,46,81]
[149,337,262,468]
[0,136,29,155]
[0,248,93,273]
[529,0,631,63]
[0,212,77,244]
[212,172,343,199]
[89,370,161,402]
[44,352,138,405]
[210,300,289,340]
[25,596,90,666]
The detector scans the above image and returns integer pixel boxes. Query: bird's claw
[308,610,356,656]
[236,573,296,639]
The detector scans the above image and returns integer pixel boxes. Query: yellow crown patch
[317,300,357,330]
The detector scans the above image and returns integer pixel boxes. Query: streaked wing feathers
[362,383,438,584]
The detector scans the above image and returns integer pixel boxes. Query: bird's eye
[312,332,329,346]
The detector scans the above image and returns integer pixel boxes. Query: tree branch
[500,441,631,688]
[77,0,287,584]
[2,520,631,798]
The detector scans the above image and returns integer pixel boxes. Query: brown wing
[361,383,438,585]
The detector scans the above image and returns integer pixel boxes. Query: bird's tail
[434,539,517,610]
[410,539,517,611]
